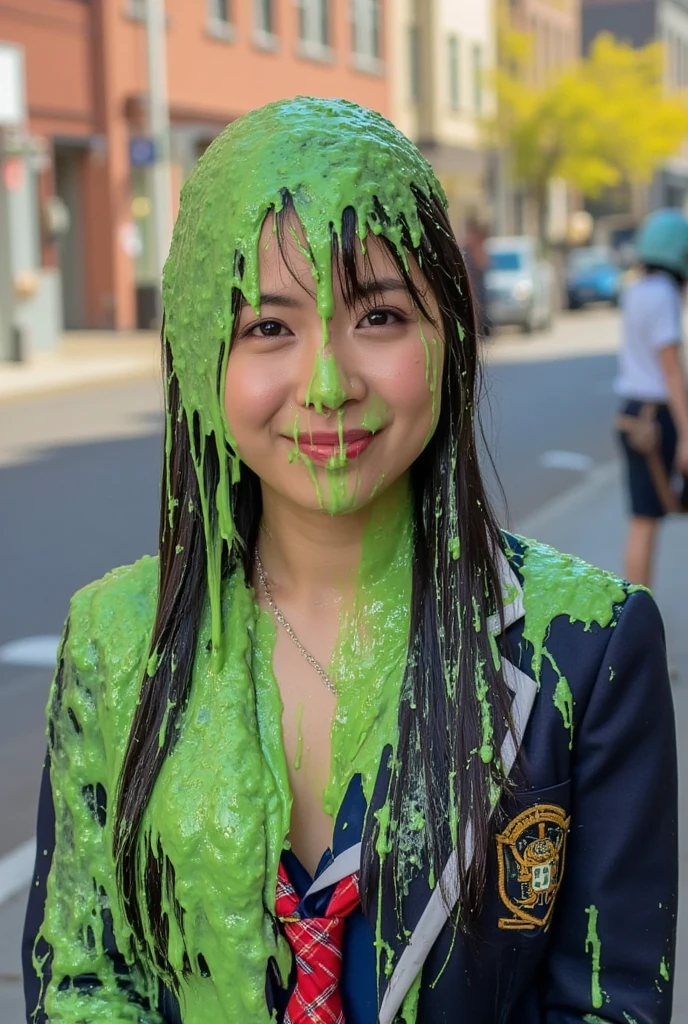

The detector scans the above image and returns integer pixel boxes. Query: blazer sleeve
[544,589,678,1023]
[21,618,166,1023]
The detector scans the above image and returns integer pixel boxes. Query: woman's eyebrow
[241,292,304,311]
[356,277,408,297]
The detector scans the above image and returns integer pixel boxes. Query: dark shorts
[617,400,677,519]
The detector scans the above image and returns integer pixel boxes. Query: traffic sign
[129,136,157,167]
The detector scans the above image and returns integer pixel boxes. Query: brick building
[0,0,388,334]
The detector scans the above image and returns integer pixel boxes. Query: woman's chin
[263,468,391,516]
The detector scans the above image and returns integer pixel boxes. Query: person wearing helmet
[615,208,688,587]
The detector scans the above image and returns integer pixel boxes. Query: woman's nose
[296,337,365,415]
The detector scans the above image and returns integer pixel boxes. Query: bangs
[244,189,440,330]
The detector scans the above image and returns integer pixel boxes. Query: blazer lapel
[378,560,536,1024]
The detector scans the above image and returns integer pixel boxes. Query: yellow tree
[488,25,688,239]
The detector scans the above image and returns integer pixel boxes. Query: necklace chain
[254,550,338,695]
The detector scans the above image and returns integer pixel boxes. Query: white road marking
[0,635,60,667]
[540,450,593,473]
[0,838,36,906]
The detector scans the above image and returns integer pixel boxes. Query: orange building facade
[1,0,388,331]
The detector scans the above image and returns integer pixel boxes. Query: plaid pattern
[276,861,360,1023]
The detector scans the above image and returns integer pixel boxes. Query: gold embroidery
[496,803,570,931]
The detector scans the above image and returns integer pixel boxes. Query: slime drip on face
[224,211,441,520]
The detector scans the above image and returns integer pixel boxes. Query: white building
[389,0,496,238]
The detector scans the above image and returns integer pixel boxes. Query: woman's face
[224,214,443,514]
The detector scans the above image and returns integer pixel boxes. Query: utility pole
[0,131,16,361]
[414,0,439,149]
[145,0,173,320]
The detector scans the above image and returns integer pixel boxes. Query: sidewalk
[0,331,159,402]
[1,465,686,1020]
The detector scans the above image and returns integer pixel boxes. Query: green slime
[585,904,604,1009]
[520,539,634,747]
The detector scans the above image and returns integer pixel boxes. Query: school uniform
[22,533,677,1023]
[616,271,686,517]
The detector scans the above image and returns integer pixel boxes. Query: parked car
[565,246,621,309]
[485,237,556,333]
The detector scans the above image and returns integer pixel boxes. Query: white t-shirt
[615,272,683,401]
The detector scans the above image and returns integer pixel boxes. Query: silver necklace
[254,550,337,695]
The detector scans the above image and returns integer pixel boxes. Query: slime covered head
[162,97,447,644]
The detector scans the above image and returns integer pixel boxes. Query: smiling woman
[22,98,677,1024]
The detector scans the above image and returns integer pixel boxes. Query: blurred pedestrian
[23,98,676,1024]
[464,216,491,337]
[615,208,688,588]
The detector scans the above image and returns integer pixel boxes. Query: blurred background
[1,0,687,1020]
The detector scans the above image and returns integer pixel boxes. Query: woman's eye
[360,309,404,328]
[250,319,288,338]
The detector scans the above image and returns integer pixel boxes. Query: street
[1,307,686,1020]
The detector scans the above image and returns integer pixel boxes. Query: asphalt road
[0,310,622,857]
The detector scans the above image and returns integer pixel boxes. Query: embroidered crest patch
[496,803,570,930]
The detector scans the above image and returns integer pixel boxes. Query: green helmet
[636,208,688,278]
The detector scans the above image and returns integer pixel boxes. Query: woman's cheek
[372,345,439,414]
[225,360,286,430]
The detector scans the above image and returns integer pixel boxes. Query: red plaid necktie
[276,860,360,1024]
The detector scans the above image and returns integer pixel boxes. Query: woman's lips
[294,430,378,465]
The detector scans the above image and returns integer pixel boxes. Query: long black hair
[114,188,511,978]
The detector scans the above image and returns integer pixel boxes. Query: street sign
[0,44,25,127]
[129,136,157,167]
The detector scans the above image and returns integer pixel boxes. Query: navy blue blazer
[23,536,678,1023]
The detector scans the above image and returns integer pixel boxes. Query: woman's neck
[257,475,412,604]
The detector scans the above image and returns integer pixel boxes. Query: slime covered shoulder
[36,557,293,1024]
[516,535,639,745]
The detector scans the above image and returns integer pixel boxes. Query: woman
[615,208,688,589]
[23,98,676,1024]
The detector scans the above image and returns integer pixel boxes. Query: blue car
[565,246,621,309]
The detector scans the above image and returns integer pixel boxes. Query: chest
[273,627,338,875]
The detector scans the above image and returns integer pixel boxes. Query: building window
[472,43,483,114]
[298,0,330,59]
[448,35,461,111]
[254,0,277,49]
[352,0,381,69]
[126,0,146,20]
[207,0,234,40]
[409,24,420,102]
[255,0,273,32]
